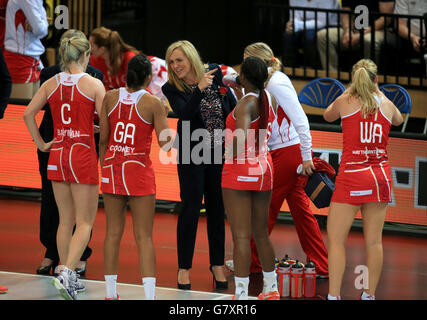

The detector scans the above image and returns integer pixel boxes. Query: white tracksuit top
[267,69,313,161]
[4,0,48,58]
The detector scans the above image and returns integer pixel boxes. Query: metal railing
[46,0,102,43]
[254,3,427,89]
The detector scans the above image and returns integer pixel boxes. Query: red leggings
[250,144,329,275]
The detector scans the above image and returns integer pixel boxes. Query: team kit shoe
[359,292,375,300]
[51,267,78,300]
[74,274,86,293]
[0,285,8,294]
[258,291,280,300]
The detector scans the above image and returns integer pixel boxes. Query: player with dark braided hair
[222,57,279,300]
[99,54,172,300]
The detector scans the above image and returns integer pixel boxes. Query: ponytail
[241,56,269,150]
[349,59,378,118]
[59,36,91,71]
[266,56,282,85]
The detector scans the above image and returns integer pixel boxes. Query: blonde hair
[244,42,282,85]
[349,59,378,118]
[165,40,205,92]
[59,29,87,71]
[90,27,140,76]
[59,36,91,71]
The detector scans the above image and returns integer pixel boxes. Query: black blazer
[38,65,104,141]
[0,47,12,119]
[162,63,237,164]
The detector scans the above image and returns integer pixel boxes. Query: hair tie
[271,56,276,62]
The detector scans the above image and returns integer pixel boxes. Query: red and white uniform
[222,90,276,191]
[332,96,392,205]
[0,0,8,50]
[47,72,98,185]
[101,87,155,196]
[3,0,47,83]
[220,64,238,78]
[267,70,312,160]
[250,69,329,276]
[148,55,168,99]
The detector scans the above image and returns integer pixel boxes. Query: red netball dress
[47,72,98,185]
[332,95,393,205]
[222,91,276,191]
[101,87,156,196]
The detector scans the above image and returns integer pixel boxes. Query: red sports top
[47,72,98,184]
[332,95,393,204]
[90,51,136,91]
[101,87,155,196]
[340,95,391,166]
[224,91,275,162]
[222,90,276,191]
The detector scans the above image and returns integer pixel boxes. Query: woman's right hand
[198,68,218,91]
[286,21,293,34]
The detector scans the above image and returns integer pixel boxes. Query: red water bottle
[276,260,291,297]
[303,259,316,298]
[290,260,304,299]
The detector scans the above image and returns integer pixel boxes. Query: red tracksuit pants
[250,144,329,275]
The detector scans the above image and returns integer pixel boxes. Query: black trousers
[176,161,225,269]
[37,147,93,263]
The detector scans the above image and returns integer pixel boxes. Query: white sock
[142,277,156,300]
[234,276,249,299]
[105,275,118,299]
[262,270,278,293]
[327,294,341,300]
[361,291,375,300]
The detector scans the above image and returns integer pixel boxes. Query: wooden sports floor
[0,197,425,300]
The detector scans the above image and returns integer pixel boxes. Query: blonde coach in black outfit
[162,40,236,290]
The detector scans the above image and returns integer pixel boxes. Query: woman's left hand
[301,159,315,176]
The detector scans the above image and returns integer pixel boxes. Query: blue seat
[298,77,346,109]
[379,84,412,132]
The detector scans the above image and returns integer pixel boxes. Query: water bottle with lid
[290,260,304,299]
[303,259,316,298]
[276,259,291,297]
[274,257,280,270]
[282,254,295,266]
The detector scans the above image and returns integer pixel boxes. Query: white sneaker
[225,260,234,272]
[233,281,248,300]
[53,264,65,276]
[360,292,375,300]
[52,268,77,300]
[75,274,86,293]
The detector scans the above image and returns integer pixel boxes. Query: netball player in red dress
[24,36,106,300]
[222,57,279,300]
[323,59,403,300]
[99,54,172,300]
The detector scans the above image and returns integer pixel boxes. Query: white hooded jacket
[4,0,48,59]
